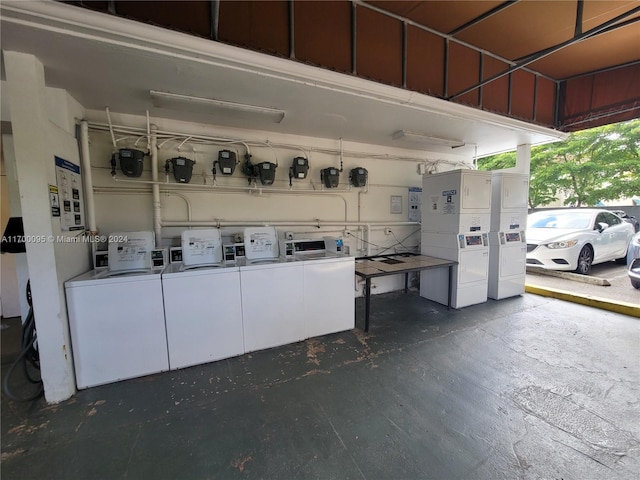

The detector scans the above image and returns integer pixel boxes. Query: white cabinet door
[162,270,243,370]
[241,263,305,352]
[304,258,355,339]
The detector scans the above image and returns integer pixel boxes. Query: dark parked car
[611,210,640,232]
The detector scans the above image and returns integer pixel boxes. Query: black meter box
[118,148,145,177]
[169,157,195,183]
[321,167,340,188]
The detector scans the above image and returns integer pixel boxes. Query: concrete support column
[4,51,76,402]
[514,144,531,175]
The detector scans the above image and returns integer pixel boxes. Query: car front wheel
[575,245,593,275]
[632,279,640,289]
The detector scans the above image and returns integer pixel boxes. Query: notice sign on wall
[49,184,60,217]
[54,156,85,231]
[408,187,422,222]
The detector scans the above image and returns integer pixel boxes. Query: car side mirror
[596,222,609,232]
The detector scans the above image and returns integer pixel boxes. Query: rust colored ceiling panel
[448,42,480,107]
[536,77,557,127]
[406,25,445,97]
[369,1,505,35]
[218,1,289,57]
[529,24,640,79]
[590,63,640,109]
[115,1,211,38]
[454,1,577,61]
[510,69,535,121]
[561,75,594,119]
[293,1,352,73]
[356,5,403,87]
[481,56,509,116]
[581,1,639,30]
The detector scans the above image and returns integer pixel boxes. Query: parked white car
[526,209,635,275]
[627,232,640,289]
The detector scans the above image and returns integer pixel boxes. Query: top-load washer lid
[243,226,279,261]
[107,231,155,273]
[181,228,223,267]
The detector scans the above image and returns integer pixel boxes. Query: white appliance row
[65,228,354,389]
[420,169,529,308]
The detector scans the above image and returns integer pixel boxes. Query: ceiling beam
[574,0,584,37]
[448,0,518,36]
[447,5,640,100]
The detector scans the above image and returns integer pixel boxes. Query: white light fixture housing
[392,130,465,148]
[150,90,285,124]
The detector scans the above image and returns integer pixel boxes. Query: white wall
[84,110,473,295]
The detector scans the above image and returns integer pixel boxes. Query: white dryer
[65,231,168,389]
[162,228,244,370]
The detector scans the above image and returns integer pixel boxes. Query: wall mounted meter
[290,157,309,179]
[168,156,195,183]
[349,167,368,187]
[256,162,277,185]
[217,150,237,175]
[321,167,340,188]
[117,148,145,177]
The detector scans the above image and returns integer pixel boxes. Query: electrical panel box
[422,169,492,234]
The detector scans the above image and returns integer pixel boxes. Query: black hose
[2,281,44,402]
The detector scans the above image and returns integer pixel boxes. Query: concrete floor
[1,291,639,479]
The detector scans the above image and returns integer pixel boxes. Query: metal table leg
[404,272,409,293]
[365,277,371,332]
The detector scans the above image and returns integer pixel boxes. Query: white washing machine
[161,228,244,370]
[299,253,355,339]
[240,226,305,352]
[65,231,169,389]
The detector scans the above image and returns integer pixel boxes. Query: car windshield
[528,212,593,229]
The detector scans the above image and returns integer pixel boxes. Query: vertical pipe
[79,121,97,234]
[402,21,407,89]
[443,38,449,98]
[289,0,295,59]
[150,125,162,245]
[211,0,220,41]
[533,74,538,122]
[351,1,357,75]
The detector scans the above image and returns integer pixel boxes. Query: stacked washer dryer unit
[161,228,244,370]
[240,226,305,352]
[65,231,169,389]
[487,172,529,299]
[420,169,493,308]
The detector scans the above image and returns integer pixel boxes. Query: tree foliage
[477,119,640,208]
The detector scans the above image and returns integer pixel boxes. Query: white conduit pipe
[79,121,97,234]
[161,220,418,228]
[150,125,162,244]
[110,176,351,223]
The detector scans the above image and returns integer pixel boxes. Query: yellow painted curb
[525,284,640,318]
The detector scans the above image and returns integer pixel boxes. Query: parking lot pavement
[526,262,639,306]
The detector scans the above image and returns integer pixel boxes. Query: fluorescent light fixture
[150,90,285,123]
[392,130,465,147]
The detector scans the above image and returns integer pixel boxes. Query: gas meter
[116,148,145,177]
[167,157,195,183]
[216,150,237,175]
[256,162,277,185]
[321,167,340,188]
[290,157,309,179]
[349,167,368,187]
